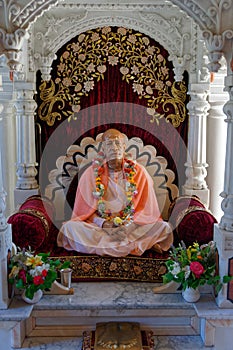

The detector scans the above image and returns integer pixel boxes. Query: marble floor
[12,335,211,350]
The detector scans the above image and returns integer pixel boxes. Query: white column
[214,66,233,308]
[0,100,17,216]
[14,83,39,207]
[207,102,227,220]
[207,69,228,221]
[0,101,10,309]
[0,61,16,216]
[182,83,210,207]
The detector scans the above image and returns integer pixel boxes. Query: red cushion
[169,195,217,246]
[8,195,55,250]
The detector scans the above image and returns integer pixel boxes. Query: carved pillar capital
[187,88,210,115]
[169,54,191,82]
[0,28,28,72]
[39,55,57,81]
[202,29,233,73]
[14,89,37,115]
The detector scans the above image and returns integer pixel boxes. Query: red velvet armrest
[8,195,55,251]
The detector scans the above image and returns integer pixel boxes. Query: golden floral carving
[38,27,187,127]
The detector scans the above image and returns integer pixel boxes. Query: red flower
[18,269,26,284]
[33,275,44,285]
[190,261,205,278]
[41,269,48,277]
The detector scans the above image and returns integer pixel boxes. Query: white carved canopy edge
[0,1,231,76]
[45,133,179,222]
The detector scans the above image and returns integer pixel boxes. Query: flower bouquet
[8,247,71,300]
[163,241,232,294]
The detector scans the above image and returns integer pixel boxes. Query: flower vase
[21,289,43,304]
[182,287,200,303]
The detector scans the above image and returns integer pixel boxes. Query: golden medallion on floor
[82,322,154,350]
[94,322,142,350]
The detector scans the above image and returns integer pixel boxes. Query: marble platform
[12,335,210,350]
[1,282,233,349]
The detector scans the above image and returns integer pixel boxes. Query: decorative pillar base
[182,187,210,208]
[14,188,40,209]
[214,224,233,308]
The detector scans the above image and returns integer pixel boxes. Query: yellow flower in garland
[113,217,123,226]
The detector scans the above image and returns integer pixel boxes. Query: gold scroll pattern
[38,26,187,127]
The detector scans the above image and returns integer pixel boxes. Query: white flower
[171,262,181,276]
[125,181,131,189]
[93,191,102,198]
[98,202,105,211]
[29,263,50,277]
[183,265,191,280]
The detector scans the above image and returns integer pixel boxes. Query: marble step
[22,282,203,339]
[12,335,211,350]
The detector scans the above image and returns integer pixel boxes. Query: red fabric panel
[8,195,55,251]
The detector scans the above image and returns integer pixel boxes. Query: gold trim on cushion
[17,209,50,238]
[168,195,204,218]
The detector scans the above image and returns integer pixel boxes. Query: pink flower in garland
[190,261,205,278]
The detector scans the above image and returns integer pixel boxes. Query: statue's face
[102,130,126,162]
[103,137,125,161]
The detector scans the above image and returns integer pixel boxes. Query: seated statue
[57,129,173,257]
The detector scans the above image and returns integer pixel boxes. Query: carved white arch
[46,16,185,57]
[29,8,194,80]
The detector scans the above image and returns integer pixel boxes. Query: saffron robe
[57,161,173,257]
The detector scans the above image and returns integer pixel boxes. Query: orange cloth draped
[71,161,162,225]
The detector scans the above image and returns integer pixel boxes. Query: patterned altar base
[52,253,168,283]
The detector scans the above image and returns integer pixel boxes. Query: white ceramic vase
[182,287,200,303]
[21,289,43,304]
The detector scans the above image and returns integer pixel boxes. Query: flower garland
[92,153,138,226]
